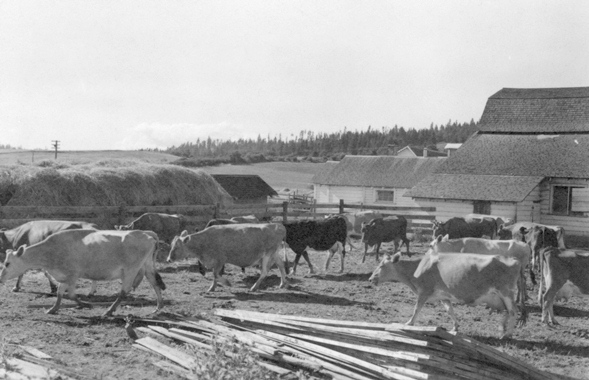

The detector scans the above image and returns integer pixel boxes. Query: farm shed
[406,87,589,236]
[396,145,448,158]
[312,155,445,206]
[211,174,277,204]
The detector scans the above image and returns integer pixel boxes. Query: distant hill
[0,150,180,166]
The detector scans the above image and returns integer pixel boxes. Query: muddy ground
[1,238,589,379]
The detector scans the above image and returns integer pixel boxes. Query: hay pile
[0,160,233,206]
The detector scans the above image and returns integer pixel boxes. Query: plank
[134,337,197,369]
[19,346,52,359]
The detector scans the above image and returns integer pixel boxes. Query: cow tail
[155,272,166,291]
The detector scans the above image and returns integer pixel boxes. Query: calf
[0,220,98,293]
[283,216,348,275]
[339,211,383,238]
[369,252,523,339]
[540,247,589,325]
[167,223,287,292]
[116,213,186,244]
[432,217,497,240]
[0,229,165,316]
[360,216,410,262]
[430,235,530,312]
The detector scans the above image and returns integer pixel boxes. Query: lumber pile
[130,309,565,380]
[0,345,83,379]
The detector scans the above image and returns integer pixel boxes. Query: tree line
[162,119,478,165]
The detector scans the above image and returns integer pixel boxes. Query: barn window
[376,189,395,202]
[552,185,588,216]
[473,201,491,215]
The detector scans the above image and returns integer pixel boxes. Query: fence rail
[0,200,436,235]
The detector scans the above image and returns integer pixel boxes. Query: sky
[0,1,588,151]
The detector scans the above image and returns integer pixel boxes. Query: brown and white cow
[0,220,98,293]
[0,229,165,316]
[369,252,523,338]
[429,235,531,312]
[498,222,565,249]
[167,223,287,292]
[540,247,589,326]
[432,217,497,240]
[116,213,187,244]
[360,216,410,262]
[465,213,514,234]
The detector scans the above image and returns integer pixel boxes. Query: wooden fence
[0,200,436,236]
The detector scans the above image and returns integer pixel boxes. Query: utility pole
[52,140,60,159]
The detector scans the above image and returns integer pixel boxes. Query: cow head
[0,246,27,284]
[431,220,443,239]
[166,230,190,262]
[497,224,513,240]
[369,252,402,286]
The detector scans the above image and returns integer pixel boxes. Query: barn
[212,174,277,204]
[312,155,445,206]
[406,87,589,236]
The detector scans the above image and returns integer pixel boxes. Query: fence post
[282,201,288,223]
[339,199,344,214]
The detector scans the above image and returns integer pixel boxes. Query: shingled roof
[212,174,277,201]
[312,156,445,188]
[408,86,589,202]
[479,87,589,133]
[405,174,544,202]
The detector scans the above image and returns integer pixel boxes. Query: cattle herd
[0,211,587,339]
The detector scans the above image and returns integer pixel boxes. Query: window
[552,185,589,216]
[376,189,395,202]
[473,201,491,215]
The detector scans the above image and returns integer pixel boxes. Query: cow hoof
[11,287,20,293]
[45,308,58,315]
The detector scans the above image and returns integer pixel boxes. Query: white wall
[538,179,589,236]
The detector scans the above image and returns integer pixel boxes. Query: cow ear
[16,244,26,257]
[391,252,402,263]
[441,235,449,242]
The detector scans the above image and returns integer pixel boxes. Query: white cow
[0,229,165,316]
[167,223,287,292]
[369,252,523,338]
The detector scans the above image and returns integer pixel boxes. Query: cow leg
[104,290,126,317]
[292,250,315,275]
[324,246,336,272]
[104,270,139,316]
[209,266,231,292]
[46,282,67,315]
[290,253,301,275]
[362,242,370,263]
[273,250,288,289]
[499,295,517,339]
[45,271,58,294]
[142,268,165,314]
[440,300,459,333]
[406,294,428,326]
[375,243,382,262]
[542,278,566,326]
[250,254,274,292]
[12,274,23,292]
[339,242,346,273]
[403,237,411,256]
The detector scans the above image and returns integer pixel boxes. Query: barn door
[473,201,491,215]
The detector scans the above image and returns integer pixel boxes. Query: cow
[115,213,187,244]
[540,247,589,326]
[0,220,98,293]
[465,213,514,233]
[429,235,531,310]
[0,229,165,316]
[283,216,348,275]
[339,211,384,238]
[369,252,523,338]
[431,217,497,240]
[166,223,287,292]
[497,222,565,249]
[204,218,239,229]
[360,216,410,262]
[230,215,261,223]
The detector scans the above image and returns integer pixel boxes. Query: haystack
[0,160,232,206]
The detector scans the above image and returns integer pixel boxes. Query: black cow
[432,217,497,240]
[283,216,348,275]
[360,216,410,262]
[0,220,98,293]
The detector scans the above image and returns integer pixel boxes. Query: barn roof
[397,146,447,157]
[211,174,277,200]
[479,87,589,133]
[312,156,445,188]
[405,174,544,202]
[433,133,589,178]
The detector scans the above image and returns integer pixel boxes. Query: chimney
[388,144,398,156]
[423,147,428,157]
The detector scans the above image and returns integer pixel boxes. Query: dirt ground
[1,237,589,380]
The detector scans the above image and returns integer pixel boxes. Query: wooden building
[211,174,277,204]
[312,156,445,206]
[406,87,589,236]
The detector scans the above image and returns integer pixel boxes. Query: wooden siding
[539,179,589,236]
[315,185,422,207]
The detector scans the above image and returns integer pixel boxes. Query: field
[1,151,589,379]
